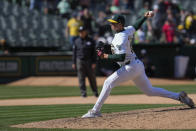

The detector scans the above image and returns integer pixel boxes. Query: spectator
[138,2,150,36]
[57,0,71,19]
[166,8,177,26]
[184,11,196,44]
[142,0,152,9]
[151,4,165,42]
[140,49,156,77]
[69,0,79,10]
[72,26,98,98]
[29,0,42,11]
[180,9,188,25]
[124,0,135,11]
[105,4,112,16]
[112,0,119,6]
[177,10,195,44]
[164,0,173,10]
[81,8,94,34]
[162,19,175,43]
[0,39,9,55]
[121,0,132,15]
[79,0,91,9]
[110,1,120,14]
[146,19,153,43]
[139,2,150,16]
[158,0,167,14]
[185,11,196,30]
[170,0,180,20]
[66,12,83,47]
[134,28,146,44]
[42,0,58,15]
[176,24,187,43]
[96,11,108,36]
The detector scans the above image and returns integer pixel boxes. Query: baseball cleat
[179,91,195,108]
[82,109,102,118]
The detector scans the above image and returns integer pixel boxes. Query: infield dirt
[12,106,196,129]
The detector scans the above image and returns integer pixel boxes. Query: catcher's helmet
[108,14,125,25]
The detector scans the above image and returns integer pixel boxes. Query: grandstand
[0,0,68,52]
[0,0,196,53]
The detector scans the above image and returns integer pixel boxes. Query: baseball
[144,11,154,18]
[149,11,154,16]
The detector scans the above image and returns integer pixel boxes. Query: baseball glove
[96,41,112,57]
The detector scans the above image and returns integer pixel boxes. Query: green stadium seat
[0,1,70,49]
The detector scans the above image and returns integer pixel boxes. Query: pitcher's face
[110,23,123,32]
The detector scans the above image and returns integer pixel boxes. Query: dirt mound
[12,106,196,129]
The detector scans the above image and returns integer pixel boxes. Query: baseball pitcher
[82,11,195,118]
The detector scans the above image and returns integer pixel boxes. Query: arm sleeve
[133,16,147,30]
[108,54,126,62]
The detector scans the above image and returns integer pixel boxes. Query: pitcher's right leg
[133,69,195,108]
[133,71,195,108]
[133,72,179,100]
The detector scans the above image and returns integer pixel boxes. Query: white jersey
[111,26,137,66]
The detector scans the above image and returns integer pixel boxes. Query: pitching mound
[12,106,196,129]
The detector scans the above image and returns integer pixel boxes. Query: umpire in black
[72,26,98,97]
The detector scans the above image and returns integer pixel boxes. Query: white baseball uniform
[92,26,180,112]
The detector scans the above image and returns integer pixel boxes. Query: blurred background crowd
[0,0,196,54]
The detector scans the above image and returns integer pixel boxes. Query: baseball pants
[93,59,180,112]
[77,59,98,96]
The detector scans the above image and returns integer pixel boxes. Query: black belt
[125,57,138,65]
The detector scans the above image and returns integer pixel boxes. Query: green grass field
[0,84,195,131]
[0,84,195,99]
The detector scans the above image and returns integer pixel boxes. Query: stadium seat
[0,1,69,49]
[0,16,7,30]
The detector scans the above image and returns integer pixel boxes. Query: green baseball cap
[107,14,125,25]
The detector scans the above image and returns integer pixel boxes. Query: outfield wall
[0,44,195,79]
[0,52,74,77]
